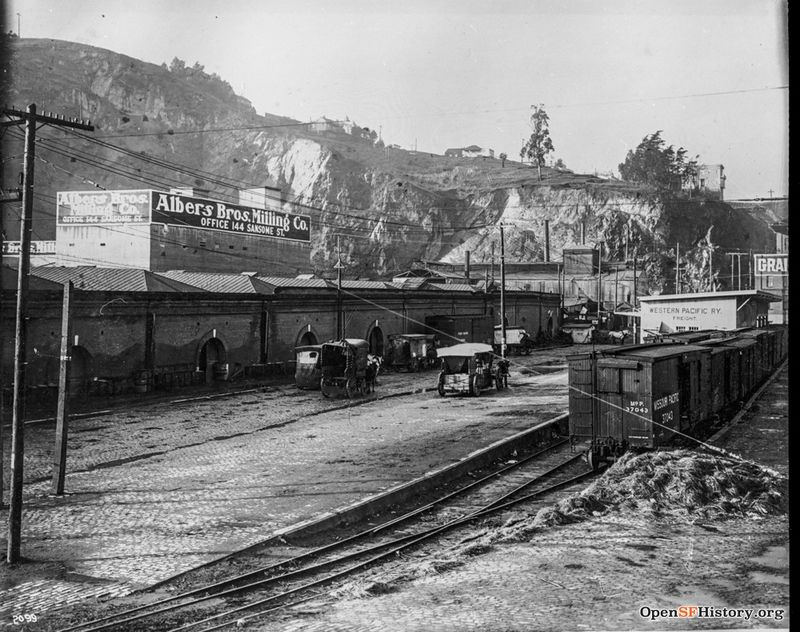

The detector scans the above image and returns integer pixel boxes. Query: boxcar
[568,343,711,466]
[696,340,737,416]
[737,329,771,383]
[725,337,758,399]
[570,326,787,466]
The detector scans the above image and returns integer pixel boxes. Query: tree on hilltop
[520,104,555,181]
[618,131,699,193]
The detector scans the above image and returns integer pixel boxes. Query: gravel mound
[534,449,787,528]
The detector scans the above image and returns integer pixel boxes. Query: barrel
[134,370,151,393]
[212,363,229,381]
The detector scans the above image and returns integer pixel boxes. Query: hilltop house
[682,164,726,200]
[445,145,495,158]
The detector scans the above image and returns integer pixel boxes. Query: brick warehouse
[0,267,561,399]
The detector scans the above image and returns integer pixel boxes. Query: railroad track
[59,439,594,632]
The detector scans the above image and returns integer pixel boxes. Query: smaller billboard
[57,190,151,225]
[754,254,788,277]
[2,240,57,255]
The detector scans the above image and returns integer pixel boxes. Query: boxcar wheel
[587,448,598,471]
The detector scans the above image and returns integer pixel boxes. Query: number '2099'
[13,614,38,624]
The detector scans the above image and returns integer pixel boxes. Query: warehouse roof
[158,271,276,294]
[639,290,779,302]
[30,266,203,293]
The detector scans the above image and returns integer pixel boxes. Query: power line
[91,119,342,140]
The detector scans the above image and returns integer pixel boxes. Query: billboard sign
[754,254,788,277]
[57,190,151,225]
[2,240,57,255]
[150,191,311,243]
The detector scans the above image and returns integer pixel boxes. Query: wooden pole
[3,105,93,562]
[675,242,680,294]
[52,281,73,495]
[499,224,506,358]
[7,104,36,563]
[544,219,550,262]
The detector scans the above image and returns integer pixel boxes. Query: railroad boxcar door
[617,359,652,449]
[567,354,595,440]
[596,358,638,444]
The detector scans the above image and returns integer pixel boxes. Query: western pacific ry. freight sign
[150,191,311,243]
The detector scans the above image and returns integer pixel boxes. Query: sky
[5,0,789,200]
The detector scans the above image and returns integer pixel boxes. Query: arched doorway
[198,337,226,384]
[368,326,384,357]
[298,330,318,346]
[69,346,92,397]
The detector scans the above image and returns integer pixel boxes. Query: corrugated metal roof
[388,278,430,290]
[157,271,275,294]
[340,280,393,291]
[256,276,333,289]
[2,265,63,291]
[31,267,203,293]
[428,283,477,293]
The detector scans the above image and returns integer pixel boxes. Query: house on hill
[683,164,726,200]
[445,145,495,158]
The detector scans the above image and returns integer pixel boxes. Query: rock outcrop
[1,37,776,289]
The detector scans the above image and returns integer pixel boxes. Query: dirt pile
[534,449,787,528]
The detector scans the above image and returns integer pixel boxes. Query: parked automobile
[386,333,437,371]
[294,345,322,389]
[493,325,532,355]
[320,339,375,398]
[436,342,505,397]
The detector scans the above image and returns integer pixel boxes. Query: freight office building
[638,290,778,342]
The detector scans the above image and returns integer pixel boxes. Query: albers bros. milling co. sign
[56,190,311,243]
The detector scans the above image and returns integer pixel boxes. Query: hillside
[1,37,777,289]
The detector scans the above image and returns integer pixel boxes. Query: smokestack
[544,220,550,262]
[464,250,471,281]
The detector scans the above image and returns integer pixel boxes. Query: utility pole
[3,105,93,564]
[544,219,550,262]
[0,189,21,508]
[675,242,680,294]
[335,236,344,340]
[596,242,603,325]
[499,224,506,359]
[52,281,73,495]
[632,255,638,342]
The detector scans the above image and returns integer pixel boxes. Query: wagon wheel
[495,373,504,391]
[345,378,356,399]
[437,373,446,397]
[470,376,480,397]
[320,378,331,398]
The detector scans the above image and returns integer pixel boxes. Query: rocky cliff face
[2,37,776,290]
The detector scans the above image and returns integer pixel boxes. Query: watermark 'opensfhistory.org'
[639,606,785,623]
